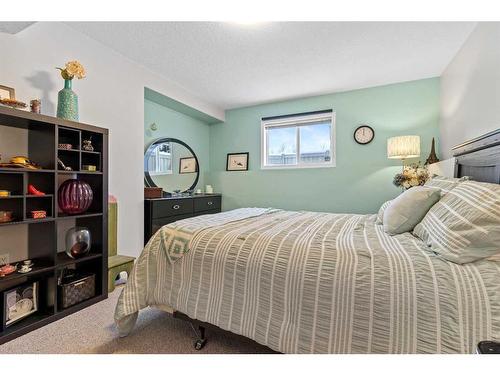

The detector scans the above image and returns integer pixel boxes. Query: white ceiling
[56,23,477,109]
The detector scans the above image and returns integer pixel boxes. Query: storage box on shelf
[0,106,108,344]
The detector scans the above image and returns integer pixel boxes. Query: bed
[115,130,500,354]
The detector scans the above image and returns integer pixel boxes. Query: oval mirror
[144,138,199,196]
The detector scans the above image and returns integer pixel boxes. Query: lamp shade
[387,135,420,159]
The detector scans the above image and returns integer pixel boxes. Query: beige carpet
[0,286,274,354]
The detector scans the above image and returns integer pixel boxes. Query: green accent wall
[208,78,440,214]
[144,99,210,190]
[145,87,220,124]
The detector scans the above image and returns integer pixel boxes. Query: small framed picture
[0,85,15,100]
[179,157,198,174]
[3,281,38,328]
[226,152,249,171]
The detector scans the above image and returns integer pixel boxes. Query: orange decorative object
[0,263,16,277]
[28,184,45,196]
[30,210,47,219]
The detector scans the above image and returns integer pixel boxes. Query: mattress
[115,208,500,353]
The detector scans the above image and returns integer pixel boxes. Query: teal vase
[57,79,79,121]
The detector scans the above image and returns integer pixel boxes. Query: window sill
[261,163,336,170]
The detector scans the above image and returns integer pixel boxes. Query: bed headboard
[452,129,500,184]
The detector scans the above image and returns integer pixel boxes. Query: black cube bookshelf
[0,106,108,344]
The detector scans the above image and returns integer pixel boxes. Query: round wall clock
[354,125,375,145]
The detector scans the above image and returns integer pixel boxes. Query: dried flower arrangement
[393,163,429,190]
[56,60,86,80]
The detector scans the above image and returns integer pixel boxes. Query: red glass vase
[58,179,93,214]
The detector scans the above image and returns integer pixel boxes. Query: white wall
[440,22,500,159]
[0,22,224,257]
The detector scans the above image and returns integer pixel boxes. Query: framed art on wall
[226,152,249,171]
[179,157,198,174]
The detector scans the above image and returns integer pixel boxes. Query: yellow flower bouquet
[56,60,86,80]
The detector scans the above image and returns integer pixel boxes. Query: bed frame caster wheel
[190,323,207,350]
[194,338,207,350]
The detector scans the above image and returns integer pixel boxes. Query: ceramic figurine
[82,138,94,152]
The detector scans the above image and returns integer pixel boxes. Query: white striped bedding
[114,208,500,353]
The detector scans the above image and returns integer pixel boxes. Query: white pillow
[383,186,441,235]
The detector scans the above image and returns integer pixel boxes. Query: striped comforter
[115,208,500,353]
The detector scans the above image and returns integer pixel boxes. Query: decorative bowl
[58,179,93,214]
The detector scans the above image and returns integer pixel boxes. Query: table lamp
[387,135,420,169]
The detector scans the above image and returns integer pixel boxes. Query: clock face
[354,125,375,145]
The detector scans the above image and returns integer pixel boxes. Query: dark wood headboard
[452,129,500,184]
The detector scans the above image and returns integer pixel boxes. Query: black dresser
[144,194,222,244]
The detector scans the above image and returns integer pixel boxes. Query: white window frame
[148,143,173,176]
[261,111,336,170]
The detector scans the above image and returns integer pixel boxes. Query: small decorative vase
[65,227,91,259]
[58,179,93,214]
[57,79,79,121]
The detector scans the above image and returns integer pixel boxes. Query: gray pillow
[376,200,393,224]
[413,180,500,264]
[424,175,470,196]
[383,186,441,235]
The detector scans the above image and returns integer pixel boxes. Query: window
[261,110,335,169]
[147,142,173,175]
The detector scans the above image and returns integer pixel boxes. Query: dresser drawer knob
[173,204,180,210]
[207,201,213,206]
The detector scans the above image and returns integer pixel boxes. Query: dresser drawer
[194,196,221,213]
[151,214,194,235]
[152,199,194,219]
[193,209,220,218]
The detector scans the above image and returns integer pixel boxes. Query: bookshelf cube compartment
[28,123,56,170]
[57,149,80,172]
[0,221,55,274]
[56,216,102,264]
[81,131,102,153]
[26,195,53,219]
[58,127,80,151]
[57,174,102,216]
[0,197,23,224]
[27,221,56,265]
[56,255,103,310]
[0,172,24,196]
[81,152,101,172]
[27,172,55,196]
[1,275,55,333]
